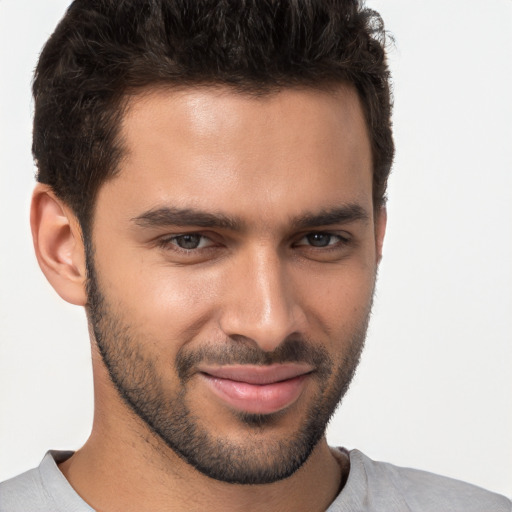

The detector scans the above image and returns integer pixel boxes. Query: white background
[1,0,511,498]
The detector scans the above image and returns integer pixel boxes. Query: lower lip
[201,373,309,415]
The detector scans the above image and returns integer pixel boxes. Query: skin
[31,85,386,512]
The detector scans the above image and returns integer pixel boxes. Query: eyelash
[295,232,350,249]
[156,233,216,252]
[156,231,351,253]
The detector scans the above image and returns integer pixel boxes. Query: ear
[374,205,387,263]
[30,184,88,306]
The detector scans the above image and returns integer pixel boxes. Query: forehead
[98,85,373,227]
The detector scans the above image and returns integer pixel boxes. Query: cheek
[296,259,376,338]
[95,250,224,350]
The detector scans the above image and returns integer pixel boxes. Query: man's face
[87,86,383,484]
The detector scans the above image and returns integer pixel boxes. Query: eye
[296,232,347,248]
[159,233,212,250]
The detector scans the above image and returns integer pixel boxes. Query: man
[0,1,510,511]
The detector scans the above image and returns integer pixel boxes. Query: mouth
[198,363,314,415]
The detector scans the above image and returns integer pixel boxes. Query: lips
[198,364,313,415]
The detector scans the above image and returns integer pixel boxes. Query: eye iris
[307,233,331,247]
[176,234,201,249]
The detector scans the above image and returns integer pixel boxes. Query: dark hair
[33,0,394,235]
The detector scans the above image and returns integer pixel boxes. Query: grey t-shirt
[1,449,510,511]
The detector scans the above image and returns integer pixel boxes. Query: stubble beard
[85,250,372,485]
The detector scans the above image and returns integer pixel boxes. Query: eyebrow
[131,203,369,231]
[132,207,243,231]
[292,204,369,230]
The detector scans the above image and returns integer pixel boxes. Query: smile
[198,364,314,415]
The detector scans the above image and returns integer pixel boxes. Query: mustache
[175,336,333,382]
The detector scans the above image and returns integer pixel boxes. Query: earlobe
[30,184,88,306]
[375,206,387,263]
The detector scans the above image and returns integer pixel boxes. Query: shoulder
[0,451,91,512]
[347,449,511,512]
[0,466,52,512]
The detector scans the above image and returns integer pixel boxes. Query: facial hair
[86,248,371,485]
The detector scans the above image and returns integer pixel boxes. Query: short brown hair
[33,0,394,235]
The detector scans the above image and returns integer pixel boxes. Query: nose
[219,246,303,352]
